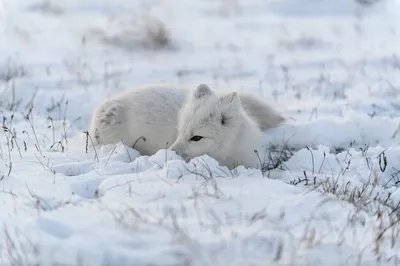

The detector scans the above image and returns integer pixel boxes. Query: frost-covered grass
[2,0,400,265]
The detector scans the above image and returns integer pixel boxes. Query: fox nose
[177,151,190,162]
[170,148,190,162]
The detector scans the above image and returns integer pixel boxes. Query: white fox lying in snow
[89,83,284,169]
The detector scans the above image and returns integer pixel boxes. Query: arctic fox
[89,83,284,169]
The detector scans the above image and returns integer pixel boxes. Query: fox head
[169,84,246,166]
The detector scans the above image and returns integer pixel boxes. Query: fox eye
[221,114,228,125]
[190,136,203,142]
[221,116,226,125]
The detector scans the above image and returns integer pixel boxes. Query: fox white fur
[89,83,284,169]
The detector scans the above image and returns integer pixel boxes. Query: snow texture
[1,0,400,265]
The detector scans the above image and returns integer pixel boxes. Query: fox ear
[220,91,239,111]
[194,84,213,99]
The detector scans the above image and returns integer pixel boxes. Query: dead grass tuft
[89,14,174,52]
[0,59,26,83]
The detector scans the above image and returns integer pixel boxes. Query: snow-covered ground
[1,0,400,265]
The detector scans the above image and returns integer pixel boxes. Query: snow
[1,0,400,265]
